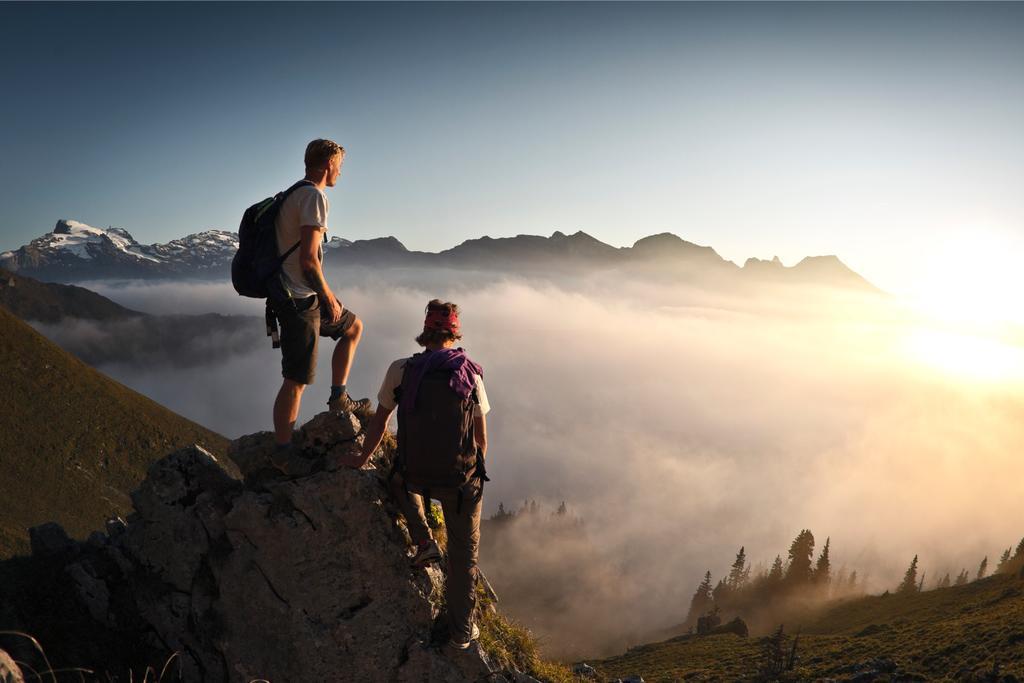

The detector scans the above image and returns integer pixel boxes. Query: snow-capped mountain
[0,220,238,280]
[0,220,878,292]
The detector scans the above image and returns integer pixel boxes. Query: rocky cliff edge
[0,409,531,682]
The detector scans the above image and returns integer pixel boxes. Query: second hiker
[345,299,490,650]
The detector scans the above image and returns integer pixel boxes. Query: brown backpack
[396,365,479,490]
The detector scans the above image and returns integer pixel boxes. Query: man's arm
[343,404,396,468]
[299,225,341,323]
[474,413,487,457]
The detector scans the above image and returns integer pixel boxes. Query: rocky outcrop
[3,409,512,682]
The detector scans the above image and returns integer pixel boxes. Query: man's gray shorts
[271,295,357,385]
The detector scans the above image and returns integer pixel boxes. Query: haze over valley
[6,226,1022,656]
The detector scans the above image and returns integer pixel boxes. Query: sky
[1,2,1023,298]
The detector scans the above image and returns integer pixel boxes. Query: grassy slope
[0,305,228,557]
[589,573,1024,681]
[0,268,141,322]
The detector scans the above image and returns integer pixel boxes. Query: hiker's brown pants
[389,474,483,643]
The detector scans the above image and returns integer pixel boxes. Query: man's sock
[330,385,345,401]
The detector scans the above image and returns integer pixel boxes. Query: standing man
[271,139,367,473]
[345,300,490,650]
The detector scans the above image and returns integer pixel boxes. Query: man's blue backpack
[231,180,313,299]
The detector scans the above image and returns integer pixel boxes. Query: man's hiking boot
[410,539,442,568]
[268,446,314,479]
[327,391,371,415]
[448,623,480,650]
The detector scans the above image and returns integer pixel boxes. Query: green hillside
[587,571,1024,681]
[0,305,228,557]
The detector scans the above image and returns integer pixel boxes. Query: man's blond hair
[304,139,345,171]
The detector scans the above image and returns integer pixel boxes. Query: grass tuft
[475,587,576,683]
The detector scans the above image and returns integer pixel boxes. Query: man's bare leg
[273,378,306,446]
[331,316,363,386]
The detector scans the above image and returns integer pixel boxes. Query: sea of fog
[58,267,1024,655]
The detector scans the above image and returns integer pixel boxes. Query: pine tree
[848,571,858,592]
[785,530,816,586]
[977,556,988,581]
[832,567,848,599]
[728,547,749,591]
[757,625,789,678]
[813,537,832,586]
[686,571,714,624]
[898,555,919,594]
[997,548,1012,574]
[712,578,729,605]
[917,571,926,593]
[937,573,951,589]
[556,501,567,516]
[955,569,969,586]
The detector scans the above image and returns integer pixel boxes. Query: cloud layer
[69,270,1024,656]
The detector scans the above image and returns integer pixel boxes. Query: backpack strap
[280,239,302,261]
[275,179,315,260]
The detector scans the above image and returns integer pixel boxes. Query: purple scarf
[402,348,483,409]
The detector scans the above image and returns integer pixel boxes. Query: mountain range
[1,219,877,291]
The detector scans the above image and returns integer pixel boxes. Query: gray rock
[130,444,239,517]
[105,516,127,538]
[66,561,112,626]
[86,531,108,548]
[226,430,278,478]
[25,409,501,682]
[28,521,74,557]
[300,409,362,444]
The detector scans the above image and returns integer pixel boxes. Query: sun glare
[905,229,1024,330]
[903,327,1024,384]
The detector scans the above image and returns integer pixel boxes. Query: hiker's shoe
[410,539,442,568]
[449,623,480,650]
[327,392,371,415]
[269,447,314,478]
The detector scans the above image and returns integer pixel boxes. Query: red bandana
[424,309,460,334]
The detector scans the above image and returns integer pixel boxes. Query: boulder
[709,617,749,638]
[9,409,508,682]
[28,521,74,557]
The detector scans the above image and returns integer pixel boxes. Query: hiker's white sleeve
[377,359,406,410]
[474,375,490,417]
[296,187,329,230]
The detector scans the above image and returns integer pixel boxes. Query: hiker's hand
[325,295,343,324]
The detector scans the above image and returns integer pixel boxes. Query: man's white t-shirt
[377,357,490,418]
[276,184,328,298]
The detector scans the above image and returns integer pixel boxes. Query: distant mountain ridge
[0,268,262,369]
[1,220,877,291]
[0,266,143,322]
